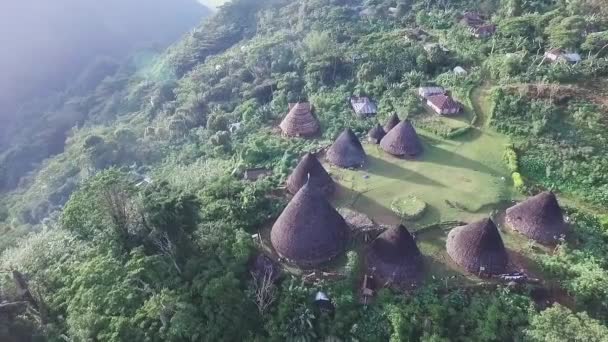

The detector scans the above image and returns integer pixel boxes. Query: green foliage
[538,210,608,319]
[525,304,608,342]
[512,172,525,190]
[3,0,608,340]
[503,144,519,173]
[61,169,137,248]
[546,15,587,50]
[491,90,608,205]
[582,31,608,57]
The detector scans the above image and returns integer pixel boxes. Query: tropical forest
[1,0,608,341]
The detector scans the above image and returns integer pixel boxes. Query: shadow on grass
[425,144,499,176]
[353,193,401,226]
[366,155,446,187]
[421,255,478,287]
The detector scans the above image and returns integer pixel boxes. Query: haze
[0,0,210,125]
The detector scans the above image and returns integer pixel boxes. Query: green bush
[391,196,427,220]
[512,172,525,191]
[503,144,519,173]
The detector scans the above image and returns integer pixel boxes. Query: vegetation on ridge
[1,0,608,340]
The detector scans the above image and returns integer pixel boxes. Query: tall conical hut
[446,218,508,275]
[326,128,366,168]
[271,182,349,267]
[366,225,424,288]
[380,119,423,157]
[367,124,385,144]
[279,102,320,137]
[286,152,334,196]
[383,113,400,133]
[505,191,567,245]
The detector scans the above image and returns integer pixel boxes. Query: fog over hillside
[0,0,210,124]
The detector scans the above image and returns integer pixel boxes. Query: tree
[525,305,608,342]
[61,169,140,251]
[140,181,200,272]
[582,31,608,57]
[546,16,586,50]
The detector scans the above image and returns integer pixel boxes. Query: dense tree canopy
[1,0,608,340]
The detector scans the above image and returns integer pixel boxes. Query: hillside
[1,0,608,340]
[0,0,210,114]
[0,0,211,189]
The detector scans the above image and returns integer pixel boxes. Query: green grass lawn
[327,126,516,229]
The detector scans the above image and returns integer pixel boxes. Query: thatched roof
[367,225,423,286]
[367,124,385,144]
[505,191,567,245]
[271,182,349,267]
[383,113,400,132]
[279,102,320,137]
[380,120,423,157]
[326,128,366,168]
[446,218,508,275]
[286,152,334,196]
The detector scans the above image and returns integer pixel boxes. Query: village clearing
[323,87,555,284]
[328,121,515,229]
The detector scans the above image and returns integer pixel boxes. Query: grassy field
[327,125,516,229]
[320,91,549,283]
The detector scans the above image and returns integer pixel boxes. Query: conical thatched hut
[279,102,320,137]
[367,124,385,144]
[271,182,349,267]
[505,191,567,245]
[366,225,423,287]
[326,128,366,168]
[383,113,400,133]
[380,120,423,157]
[446,218,508,275]
[286,153,334,196]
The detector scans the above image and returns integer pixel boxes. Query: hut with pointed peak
[279,102,320,137]
[383,113,400,133]
[505,191,567,245]
[326,128,366,168]
[446,218,508,275]
[286,152,334,196]
[366,225,423,287]
[380,120,423,157]
[368,124,386,144]
[271,182,349,267]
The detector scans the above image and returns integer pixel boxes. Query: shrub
[391,196,427,220]
[503,144,519,173]
[512,172,524,191]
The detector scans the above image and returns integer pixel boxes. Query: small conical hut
[505,191,567,245]
[383,113,400,132]
[366,225,423,287]
[367,124,385,144]
[279,102,320,137]
[271,183,349,267]
[380,120,423,157]
[326,128,366,168]
[286,153,334,196]
[446,218,508,275]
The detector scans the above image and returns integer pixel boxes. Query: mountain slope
[0,0,210,126]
